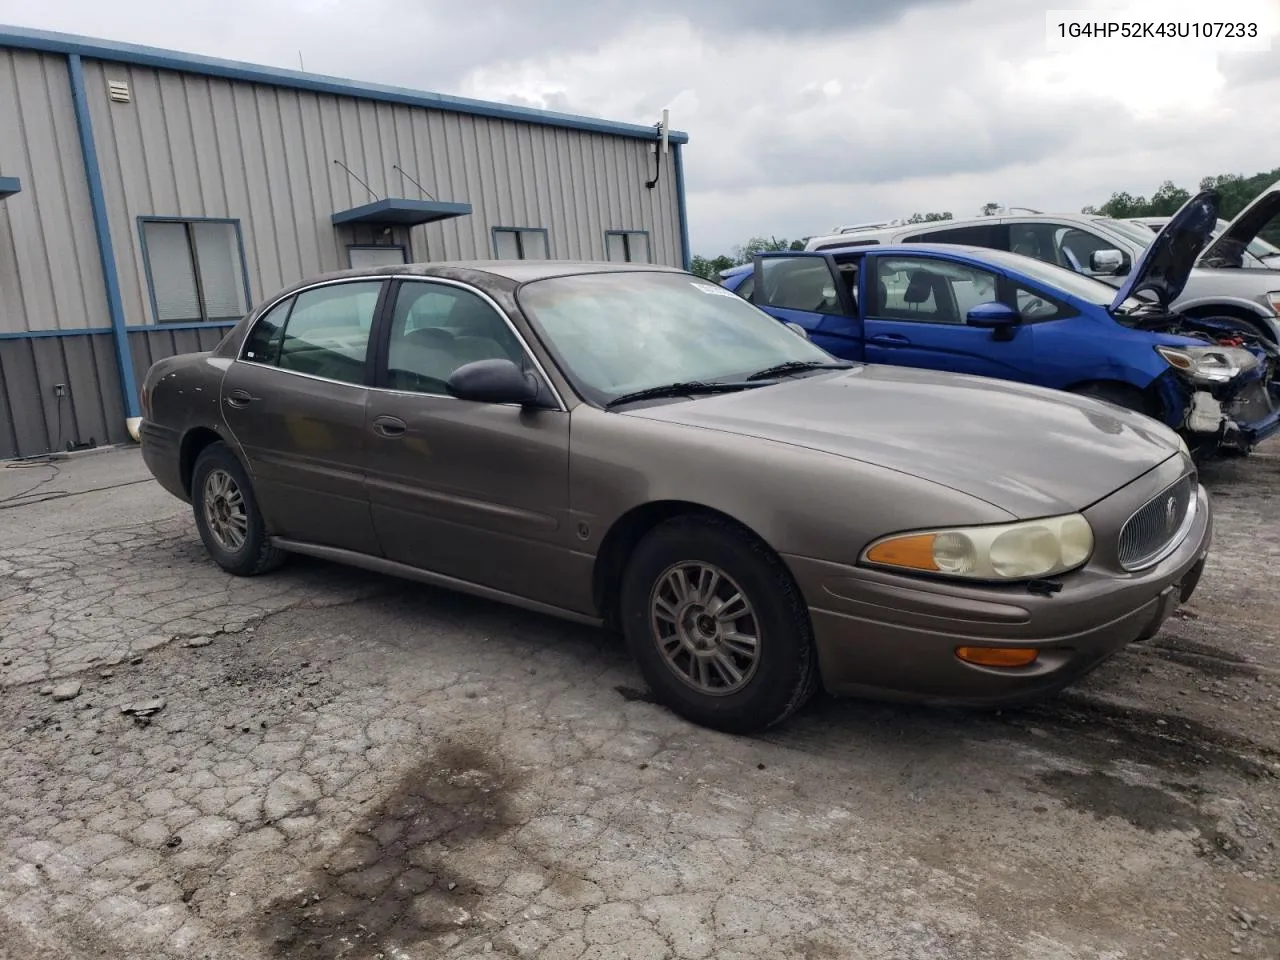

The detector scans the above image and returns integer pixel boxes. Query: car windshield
[1099,218,1163,247]
[973,249,1121,306]
[517,271,840,406]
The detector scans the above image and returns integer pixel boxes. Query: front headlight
[861,513,1094,582]
[1155,344,1260,384]
[1266,291,1280,315]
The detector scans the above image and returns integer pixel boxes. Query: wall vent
[107,79,131,103]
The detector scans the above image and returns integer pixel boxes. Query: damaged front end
[1141,316,1280,454]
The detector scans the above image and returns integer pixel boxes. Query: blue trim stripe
[68,53,138,418]
[0,327,113,340]
[673,143,691,271]
[0,25,690,145]
[0,175,20,197]
[126,321,239,333]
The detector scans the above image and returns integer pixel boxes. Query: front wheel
[619,515,819,733]
[190,442,286,576]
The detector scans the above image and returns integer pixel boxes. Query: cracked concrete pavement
[2,445,1279,960]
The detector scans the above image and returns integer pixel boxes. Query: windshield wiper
[604,380,763,409]
[745,359,854,381]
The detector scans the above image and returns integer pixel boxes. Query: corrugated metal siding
[0,334,125,459]
[126,326,228,394]
[0,50,108,335]
[82,59,681,321]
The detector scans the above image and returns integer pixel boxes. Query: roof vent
[107,79,131,104]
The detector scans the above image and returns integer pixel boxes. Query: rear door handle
[372,415,407,439]
[225,389,255,408]
[869,334,911,347]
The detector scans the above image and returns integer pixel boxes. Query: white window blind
[494,228,548,260]
[141,219,249,324]
[142,221,200,322]
[348,246,408,269]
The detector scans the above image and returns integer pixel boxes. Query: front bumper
[787,459,1212,706]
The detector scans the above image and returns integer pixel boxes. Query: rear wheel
[191,442,286,576]
[619,515,819,733]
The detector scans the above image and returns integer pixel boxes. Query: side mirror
[966,301,1022,340]
[783,321,810,340]
[1090,249,1125,274]
[446,358,540,405]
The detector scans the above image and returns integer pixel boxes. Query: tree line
[690,166,1280,280]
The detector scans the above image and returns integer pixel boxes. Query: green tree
[689,253,737,280]
[906,212,953,223]
[980,202,1000,216]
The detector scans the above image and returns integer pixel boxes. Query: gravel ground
[1,443,1277,960]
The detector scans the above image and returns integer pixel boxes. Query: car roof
[262,259,687,303]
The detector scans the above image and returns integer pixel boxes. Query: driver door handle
[225,388,255,408]
[869,333,911,347]
[372,415,407,439]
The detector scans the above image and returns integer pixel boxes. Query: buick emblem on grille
[1164,495,1177,532]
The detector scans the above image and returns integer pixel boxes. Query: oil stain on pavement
[257,740,522,958]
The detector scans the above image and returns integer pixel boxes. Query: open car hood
[1199,177,1280,269]
[1110,191,1220,313]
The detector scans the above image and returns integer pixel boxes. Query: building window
[605,230,651,263]
[348,245,408,270]
[139,218,250,324]
[493,227,549,260]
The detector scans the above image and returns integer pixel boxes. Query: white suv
[804,184,1280,343]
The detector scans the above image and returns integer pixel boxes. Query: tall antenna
[298,50,305,71]
[392,164,435,200]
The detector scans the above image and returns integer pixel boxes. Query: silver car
[805,181,1280,344]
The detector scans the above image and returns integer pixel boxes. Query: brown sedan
[139,261,1212,732]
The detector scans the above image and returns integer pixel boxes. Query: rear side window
[240,297,292,365]
[905,223,1006,247]
[277,281,383,384]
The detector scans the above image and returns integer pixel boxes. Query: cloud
[1,0,1277,255]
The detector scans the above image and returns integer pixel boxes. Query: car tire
[190,442,286,577]
[619,514,820,734]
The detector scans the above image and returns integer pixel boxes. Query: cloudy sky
[3,0,1277,256]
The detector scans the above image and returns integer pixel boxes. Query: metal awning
[0,177,20,199]
[331,198,472,227]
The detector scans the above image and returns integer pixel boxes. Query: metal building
[0,26,691,460]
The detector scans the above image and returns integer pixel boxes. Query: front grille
[1118,473,1196,571]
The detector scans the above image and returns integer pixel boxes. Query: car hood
[625,366,1182,519]
[1200,177,1280,270]
[1110,191,1220,312]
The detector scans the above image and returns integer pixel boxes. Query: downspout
[673,141,691,272]
[67,53,140,439]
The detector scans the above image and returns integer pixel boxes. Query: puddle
[256,741,521,958]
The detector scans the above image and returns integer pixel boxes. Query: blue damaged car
[719,191,1280,455]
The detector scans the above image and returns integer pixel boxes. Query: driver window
[1054,227,1130,276]
[385,282,526,394]
[756,257,844,315]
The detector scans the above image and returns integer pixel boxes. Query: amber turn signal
[955,646,1039,668]
[864,533,939,571]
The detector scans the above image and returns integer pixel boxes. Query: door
[862,254,1035,381]
[1008,220,1133,283]
[221,279,385,555]
[749,253,864,360]
[363,279,577,609]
